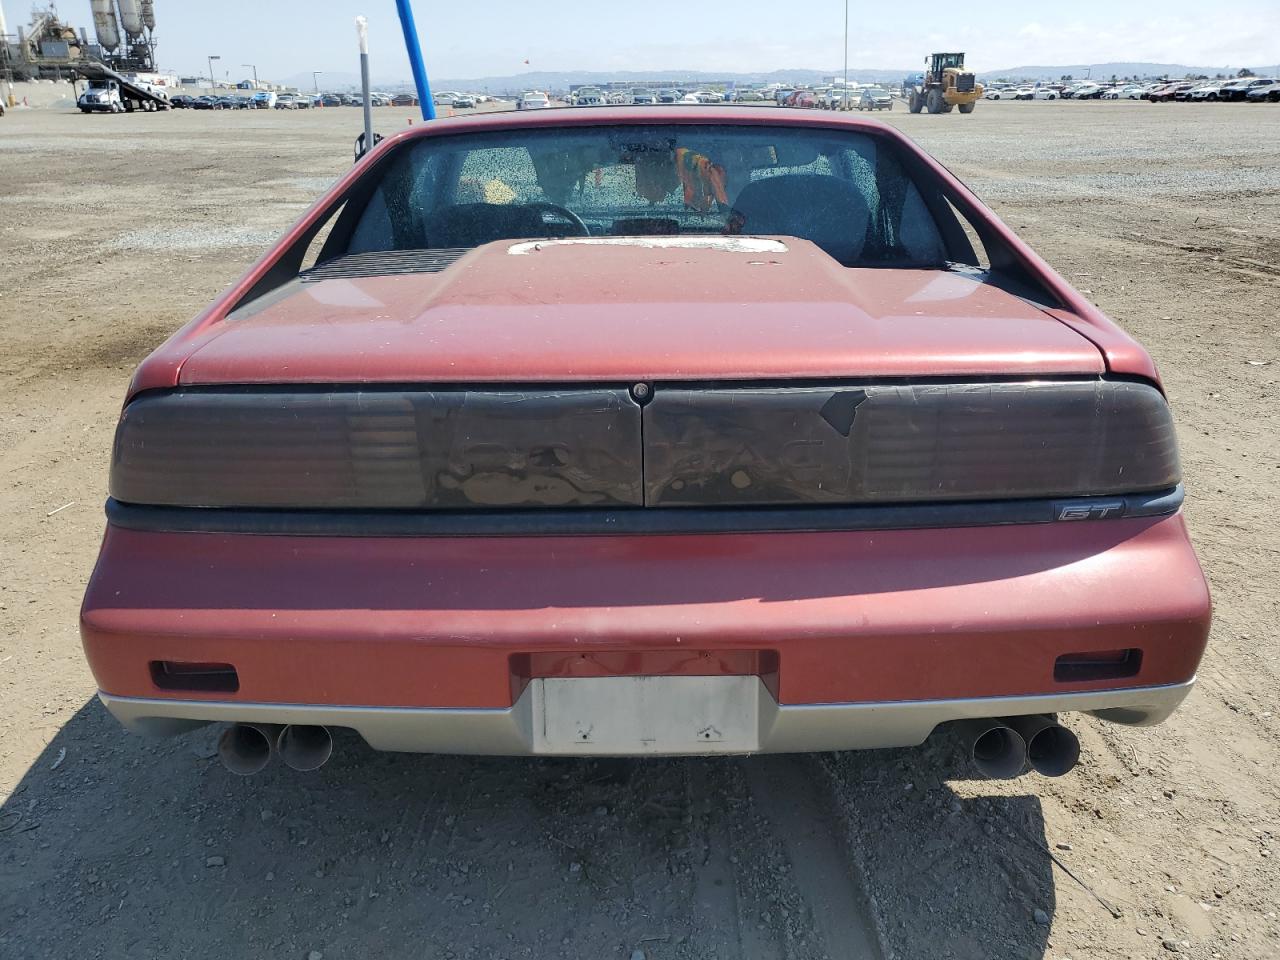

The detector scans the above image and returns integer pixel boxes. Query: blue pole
[394,0,435,120]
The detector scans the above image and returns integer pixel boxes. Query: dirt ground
[1,99,1277,960]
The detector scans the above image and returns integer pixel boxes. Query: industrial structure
[1,1,158,83]
[90,0,158,73]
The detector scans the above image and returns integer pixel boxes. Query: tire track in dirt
[743,756,884,960]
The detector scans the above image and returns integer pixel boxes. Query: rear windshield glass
[346,124,946,268]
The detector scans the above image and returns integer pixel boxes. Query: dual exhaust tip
[963,715,1080,779]
[217,723,333,776]
[218,715,1076,778]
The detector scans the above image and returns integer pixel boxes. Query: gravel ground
[1,99,1278,960]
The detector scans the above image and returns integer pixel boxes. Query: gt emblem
[1056,501,1125,521]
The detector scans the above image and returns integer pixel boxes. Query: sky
[49,1,1280,82]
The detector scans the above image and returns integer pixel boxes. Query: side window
[942,198,990,269]
[898,185,948,264]
[347,191,390,254]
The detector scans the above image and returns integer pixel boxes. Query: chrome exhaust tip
[276,724,333,772]
[1007,715,1081,777]
[217,723,281,776]
[961,720,1028,779]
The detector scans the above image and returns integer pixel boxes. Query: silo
[90,0,121,51]
[140,0,156,31]
[117,0,144,39]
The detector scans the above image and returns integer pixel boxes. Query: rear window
[346,124,947,268]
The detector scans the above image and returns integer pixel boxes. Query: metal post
[312,70,321,94]
[394,0,435,120]
[242,63,258,87]
[207,54,219,87]
[356,17,374,158]
[842,0,848,110]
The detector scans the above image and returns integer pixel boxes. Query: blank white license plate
[531,675,761,755]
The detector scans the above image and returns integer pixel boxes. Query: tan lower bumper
[100,679,1195,757]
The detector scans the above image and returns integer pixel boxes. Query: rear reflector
[150,661,240,693]
[1054,649,1143,682]
[110,380,1178,510]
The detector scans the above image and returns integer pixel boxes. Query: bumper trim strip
[104,486,1182,538]
[100,679,1195,756]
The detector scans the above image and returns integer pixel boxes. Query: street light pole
[242,63,258,88]
[842,0,849,110]
[207,54,220,87]
[312,71,322,94]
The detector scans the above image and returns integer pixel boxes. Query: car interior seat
[726,174,871,265]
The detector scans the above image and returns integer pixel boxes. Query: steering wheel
[526,201,590,237]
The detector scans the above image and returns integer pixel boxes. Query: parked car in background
[169,94,194,108]
[786,89,819,108]
[573,88,606,107]
[391,93,419,107]
[1172,83,1201,102]
[1032,88,1059,100]
[1069,83,1103,99]
[1103,85,1145,99]
[1245,82,1280,103]
[1185,83,1225,101]
[1220,77,1278,101]
[734,88,764,102]
[518,92,551,110]
[251,91,277,109]
[82,107,1210,773]
[984,87,1009,99]
[857,86,893,111]
[452,95,477,109]
[818,87,849,109]
[1150,82,1195,102]
[630,89,657,105]
[190,95,222,110]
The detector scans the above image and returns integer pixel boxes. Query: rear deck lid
[175,238,1105,384]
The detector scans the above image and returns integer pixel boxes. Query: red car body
[81,107,1210,759]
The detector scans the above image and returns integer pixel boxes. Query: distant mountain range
[280,61,1273,93]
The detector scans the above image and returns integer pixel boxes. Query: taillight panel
[110,380,1179,511]
[644,380,1179,505]
[111,389,644,509]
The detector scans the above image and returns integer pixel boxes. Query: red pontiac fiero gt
[81,108,1210,775]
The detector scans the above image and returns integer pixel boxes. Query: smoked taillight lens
[109,380,1179,510]
[110,388,644,509]
[643,379,1180,505]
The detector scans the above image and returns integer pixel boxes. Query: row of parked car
[170,91,424,111]
[1146,77,1279,103]
[984,76,1279,103]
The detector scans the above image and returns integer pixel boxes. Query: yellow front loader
[907,53,983,114]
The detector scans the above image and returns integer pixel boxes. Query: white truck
[76,66,171,114]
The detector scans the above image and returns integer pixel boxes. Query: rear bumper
[81,512,1210,753]
[100,679,1195,755]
